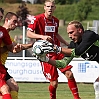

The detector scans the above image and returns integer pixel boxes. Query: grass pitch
[18,82,94,99]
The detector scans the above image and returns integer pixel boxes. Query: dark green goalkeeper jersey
[56,30,99,68]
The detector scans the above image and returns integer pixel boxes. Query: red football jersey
[28,13,60,45]
[0,26,12,64]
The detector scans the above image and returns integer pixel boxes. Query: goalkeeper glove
[54,45,62,53]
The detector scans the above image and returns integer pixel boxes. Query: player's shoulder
[84,30,99,41]
[0,26,8,35]
[68,41,75,48]
[84,30,96,36]
[35,13,44,19]
[0,26,7,31]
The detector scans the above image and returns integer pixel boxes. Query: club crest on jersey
[0,31,3,38]
[45,26,55,32]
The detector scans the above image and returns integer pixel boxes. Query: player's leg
[1,84,12,99]
[0,64,12,99]
[41,61,59,99]
[93,77,99,99]
[57,53,81,99]
[6,72,19,99]
[0,93,2,99]
[59,65,81,99]
[49,80,58,99]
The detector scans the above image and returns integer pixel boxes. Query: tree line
[1,0,99,5]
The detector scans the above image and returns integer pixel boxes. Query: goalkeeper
[37,20,99,99]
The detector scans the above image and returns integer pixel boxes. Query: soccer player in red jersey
[27,0,81,99]
[0,7,16,99]
[0,8,33,99]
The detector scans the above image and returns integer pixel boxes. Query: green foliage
[74,0,92,21]
[55,0,66,5]
[2,0,22,3]
[55,0,80,4]
[54,4,76,20]
[0,3,99,21]
[90,0,99,6]
[87,6,99,20]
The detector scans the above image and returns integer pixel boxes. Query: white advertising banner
[5,59,99,83]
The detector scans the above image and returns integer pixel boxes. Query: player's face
[0,11,3,21]
[44,2,56,18]
[8,15,18,30]
[67,24,82,43]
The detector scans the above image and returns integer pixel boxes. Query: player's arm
[18,43,33,50]
[8,43,34,53]
[0,45,20,54]
[61,47,72,56]
[27,30,52,42]
[0,46,8,53]
[1,43,33,54]
[27,30,42,39]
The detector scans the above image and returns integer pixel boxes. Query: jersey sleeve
[27,16,38,32]
[2,28,12,45]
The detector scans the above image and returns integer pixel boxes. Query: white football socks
[93,82,99,99]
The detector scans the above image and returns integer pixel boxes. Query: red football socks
[49,84,56,99]
[68,77,80,99]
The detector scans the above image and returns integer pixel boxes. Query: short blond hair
[45,0,55,4]
[68,20,84,32]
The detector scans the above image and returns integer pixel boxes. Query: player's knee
[65,70,73,79]
[8,83,19,92]
[11,85,19,92]
[50,80,58,88]
[1,84,10,95]
[6,78,19,92]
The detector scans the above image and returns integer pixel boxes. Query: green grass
[18,82,95,99]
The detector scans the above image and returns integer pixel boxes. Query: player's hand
[53,45,62,53]
[41,35,53,43]
[13,44,23,53]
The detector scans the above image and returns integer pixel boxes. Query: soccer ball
[32,40,44,56]
[32,40,54,56]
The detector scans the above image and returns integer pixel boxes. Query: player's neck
[3,24,10,32]
[44,13,52,19]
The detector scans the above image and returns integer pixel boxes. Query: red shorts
[41,53,73,81]
[0,64,7,87]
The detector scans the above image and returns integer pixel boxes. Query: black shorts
[5,72,13,81]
